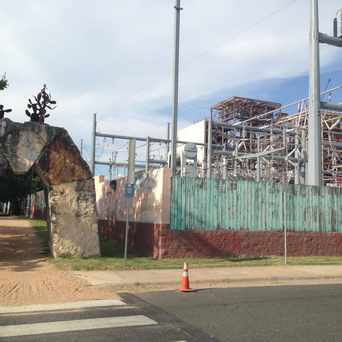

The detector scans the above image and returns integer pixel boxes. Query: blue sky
[180,65,342,124]
[95,65,342,177]
[1,0,342,176]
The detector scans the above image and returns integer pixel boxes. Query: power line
[136,143,147,149]
[116,142,129,152]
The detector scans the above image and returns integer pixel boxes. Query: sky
[1,0,342,172]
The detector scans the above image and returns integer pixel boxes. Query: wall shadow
[0,219,49,272]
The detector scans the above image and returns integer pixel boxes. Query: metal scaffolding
[207,88,342,187]
[91,84,342,186]
[90,1,342,185]
[90,113,205,178]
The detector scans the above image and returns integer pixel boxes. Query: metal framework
[307,0,342,186]
[90,113,205,177]
[90,85,342,187]
[207,89,342,187]
[90,2,342,185]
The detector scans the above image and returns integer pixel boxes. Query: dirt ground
[0,217,118,306]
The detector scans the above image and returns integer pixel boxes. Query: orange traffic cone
[179,262,192,292]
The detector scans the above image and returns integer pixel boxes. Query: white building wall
[95,168,171,224]
[178,119,207,166]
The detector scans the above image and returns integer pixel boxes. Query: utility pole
[91,113,97,176]
[307,1,342,186]
[171,0,182,176]
[307,0,321,186]
[145,136,150,174]
[109,151,117,181]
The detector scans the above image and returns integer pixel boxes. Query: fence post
[284,190,287,265]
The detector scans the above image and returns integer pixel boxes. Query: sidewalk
[73,265,342,292]
[0,218,119,306]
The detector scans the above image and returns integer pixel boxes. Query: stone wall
[0,118,100,257]
[157,229,342,258]
[49,179,99,257]
[99,222,342,259]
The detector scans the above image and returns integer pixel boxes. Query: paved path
[74,264,342,292]
[0,217,43,263]
[0,217,118,306]
[137,284,342,342]
[0,297,214,341]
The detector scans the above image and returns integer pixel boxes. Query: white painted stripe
[0,315,158,337]
[3,305,136,318]
[0,299,127,314]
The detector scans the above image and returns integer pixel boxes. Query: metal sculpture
[25,84,57,123]
[0,105,12,120]
[0,74,8,91]
[0,74,11,119]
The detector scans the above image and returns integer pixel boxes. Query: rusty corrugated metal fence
[170,177,342,232]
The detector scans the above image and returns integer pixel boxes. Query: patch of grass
[30,219,47,231]
[50,255,342,272]
[284,256,342,265]
[30,219,49,255]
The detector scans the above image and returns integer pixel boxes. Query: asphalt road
[0,298,214,342]
[3,285,342,341]
[136,284,342,342]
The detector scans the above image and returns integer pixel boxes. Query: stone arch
[0,118,100,257]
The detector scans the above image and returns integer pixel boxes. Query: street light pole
[171,0,182,176]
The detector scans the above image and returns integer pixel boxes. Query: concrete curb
[91,275,342,291]
[73,265,342,291]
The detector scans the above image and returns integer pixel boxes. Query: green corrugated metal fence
[170,177,342,232]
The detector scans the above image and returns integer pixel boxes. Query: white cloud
[0,0,341,154]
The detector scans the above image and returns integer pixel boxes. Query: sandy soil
[0,217,118,306]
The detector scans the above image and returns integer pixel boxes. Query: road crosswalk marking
[0,299,194,340]
[0,315,158,337]
[0,299,126,314]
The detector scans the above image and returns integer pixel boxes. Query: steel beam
[145,136,150,174]
[95,132,205,146]
[231,147,285,160]
[239,85,342,125]
[256,135,261,182]
[319,32,342,47]
[95,160,165,167]
[95,161,145,169]
[321,102,342,112]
